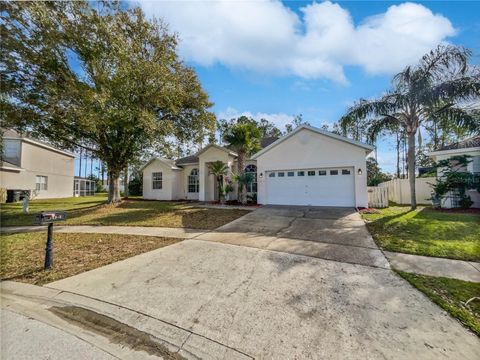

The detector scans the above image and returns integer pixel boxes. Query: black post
[44,223,53,269]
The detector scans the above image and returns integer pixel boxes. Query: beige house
[142,125,373,207]
[1,129,75,200]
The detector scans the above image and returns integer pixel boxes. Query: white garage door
[266,167,355,207]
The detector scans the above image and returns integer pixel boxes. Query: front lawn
[0,196,250,229]
[397,271,480,336]
[361,206,480,261]
[0,232,180,285]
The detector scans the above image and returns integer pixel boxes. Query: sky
[76,1,480,176]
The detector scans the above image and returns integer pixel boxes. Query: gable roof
[140,157,182,171]
[196,143,238,157]
[251,125,374,159]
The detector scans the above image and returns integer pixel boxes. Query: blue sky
[76,1,480,176]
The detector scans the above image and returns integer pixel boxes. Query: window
[297,171,305,176]
[287,171,294,177]
[245,164,257,192]
[188,168,199,193]
[330,170,338,175]
[318,170,326,176]
[269,172,275,178]
[342,169,351,175]
[307,171,315,176]
[35,176,48,191]
[152,172,162,189]
[278,172,285,177]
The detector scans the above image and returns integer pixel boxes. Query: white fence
[367,186,389,208]
[378,177,436,205]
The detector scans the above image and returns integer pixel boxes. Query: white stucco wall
[142,160,183,200]
[0,141,74,199]
[255,128,370,207]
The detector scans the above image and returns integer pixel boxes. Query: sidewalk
[2,225,479,282]
[384,251,480,282]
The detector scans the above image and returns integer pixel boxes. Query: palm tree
[223,123,261,203]
[208,160,229,203]
[341,45,479,209]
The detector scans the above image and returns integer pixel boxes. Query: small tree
[431,155,479,209]
[208,161,229,203]
[223,123,261,203]
[366,158,391,186]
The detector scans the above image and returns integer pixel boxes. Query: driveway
[196,205,388,268]
[46,206,479,359]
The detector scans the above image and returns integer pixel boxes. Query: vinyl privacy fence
[378,177,436,205]
[367,186,389,208]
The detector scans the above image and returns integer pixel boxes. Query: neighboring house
[142,125,373,207]
[1,129,75,200]
[429,135,480,208]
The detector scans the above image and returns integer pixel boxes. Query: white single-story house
[141,125,374,207]
[429,135,480,208]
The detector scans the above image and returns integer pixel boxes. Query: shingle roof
[261,137,278,148]
[437,135,480,151]
[175,155,199,165]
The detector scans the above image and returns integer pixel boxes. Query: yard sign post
[34,211,67,270]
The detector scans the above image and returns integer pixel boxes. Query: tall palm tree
[341,45,479,209]
[223,123,261,203]
[208,160,229,202]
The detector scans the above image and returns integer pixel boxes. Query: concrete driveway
[196,205,388,268]
[47,206,479,359]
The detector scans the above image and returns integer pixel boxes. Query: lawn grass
[361,206,480,261]
[0,232,181,285]
[397,271,480,336]
[0,196,250,229]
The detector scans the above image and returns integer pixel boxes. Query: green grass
[0,196,249,229]
[397,271,480,336]
[361,206,480,261]
[0,232,180,285]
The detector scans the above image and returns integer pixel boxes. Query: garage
[252,125,373,208]
[265,167,355,206]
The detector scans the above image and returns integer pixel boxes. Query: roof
[196,144,238,157]
[437,136,480,151]
[175,154,199,166]
[2,128,75,158]
[140,157,182,171]
[251,125,374,159]
[0,160,24,172]
[261,137,279,148]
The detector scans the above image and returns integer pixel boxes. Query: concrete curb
[1,281,253,360]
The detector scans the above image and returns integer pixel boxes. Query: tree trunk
[407,130,417,210]
[108,170,121,203]
[237,151,246,204]
[123,165,129,199]
[396,132,400,178]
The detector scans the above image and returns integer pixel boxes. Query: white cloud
[139,1,455,83]
[218,107,295,131]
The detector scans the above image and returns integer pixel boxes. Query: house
[1,129,75,201]
[142,125,373,207]
[429,135,480,208]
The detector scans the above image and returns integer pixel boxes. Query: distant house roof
[436,135,480,151]
[2,128,75,158]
